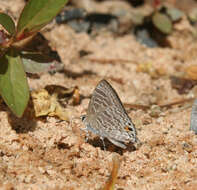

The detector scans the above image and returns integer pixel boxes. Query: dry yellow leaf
[31,89,51,117]
[137,62,166,78]
[31,85,79,121]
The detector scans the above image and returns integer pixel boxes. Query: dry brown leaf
[170,76,197,94]
[31,85,79,121]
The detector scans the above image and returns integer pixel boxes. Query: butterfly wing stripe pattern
[82,79,138,149]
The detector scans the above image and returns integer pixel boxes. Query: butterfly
[81,79,138,149]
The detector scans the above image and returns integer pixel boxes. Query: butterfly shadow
[87,137,137,155]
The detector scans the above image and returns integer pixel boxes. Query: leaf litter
[0,0,197,190]
[31,85,80,121]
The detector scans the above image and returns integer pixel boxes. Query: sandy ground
[0,0,197,189]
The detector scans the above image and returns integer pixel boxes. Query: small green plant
[152,6,183,34]
[0,0,68,117]
[151,0,183,34]
[131,1,184,35]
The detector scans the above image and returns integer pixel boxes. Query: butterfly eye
[80,115,86,121]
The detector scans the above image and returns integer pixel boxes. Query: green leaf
[22,58,52,73]
[20,51,62,74]
[152,12,172,34]
[166,7,183,21]
[0,49,29,117]
[0,13,15,35]
[17,0,68,36]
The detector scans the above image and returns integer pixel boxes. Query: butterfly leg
[85,132,90,142]
[108,138,126,149]
[100,137,106,151]
[81,128,90,142]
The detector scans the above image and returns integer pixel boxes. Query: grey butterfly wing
[85,79,137,148]
[87,79,126,116]
[93,105,136,139]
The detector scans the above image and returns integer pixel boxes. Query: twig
[124,98,195,110]
[83,58,138,65]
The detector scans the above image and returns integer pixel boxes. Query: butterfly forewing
[87,80,126,116]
